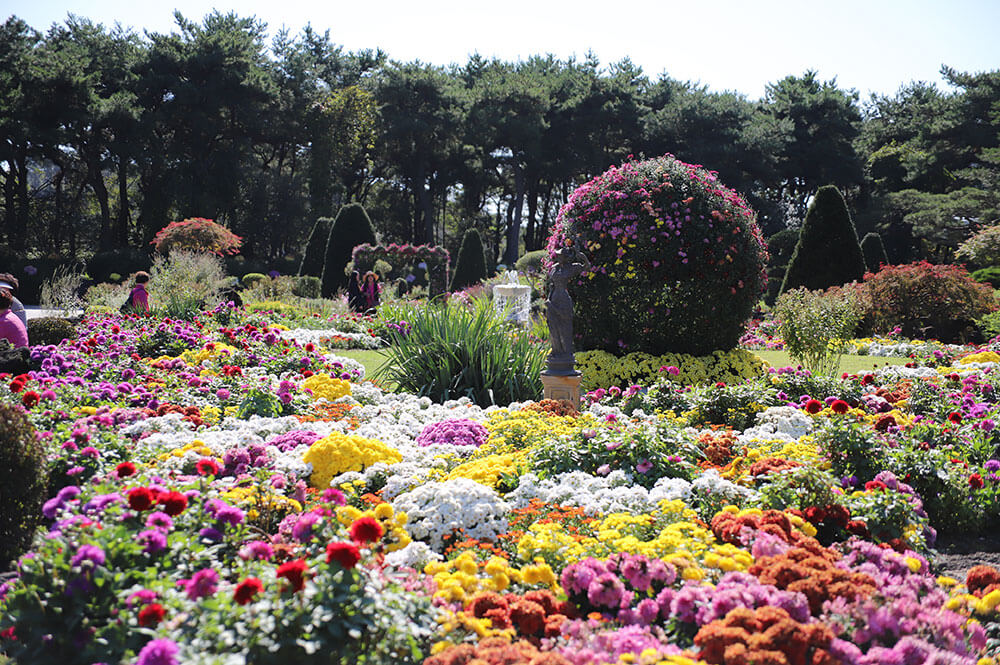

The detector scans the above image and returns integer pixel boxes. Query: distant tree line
[1,11,998,269]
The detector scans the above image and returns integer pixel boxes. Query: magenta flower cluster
[415,419,489,448]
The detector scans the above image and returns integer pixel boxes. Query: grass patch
[330,349,396,390]
[753,349,910,375]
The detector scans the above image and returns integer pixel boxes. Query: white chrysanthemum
[392,478,509,551]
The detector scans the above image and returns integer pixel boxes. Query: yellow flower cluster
[516,500,751,580]
[334,503,412,552]
[445,451,528,488]
[301,373,352,402]
[302,433,401,489]
[424,552,559,603]
[615,652,708,665]
[157,438,215,462]
[222,485,302,522]
[178,342,239,366]
[959,351,1000,365]
[725,438,827,480]
[575,349,767,391]
[198,405,238,425]
[483,409,587,450]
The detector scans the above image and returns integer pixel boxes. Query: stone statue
[545,239,590,374]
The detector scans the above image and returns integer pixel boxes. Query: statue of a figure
[545,239,590,373]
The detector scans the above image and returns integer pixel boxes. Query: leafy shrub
[245,300,304,317]
[0,340,29,375]
[687,380,780,430]
[781,185,866,294]
[860,232,889,272]
[377,299,546,406]
[148,251,228,319]
[86,248,151,284]
[299,216,335,277]
[547,154,768,356]
[972,266,1000,289]
[814,418,884,483]
[514,250,547,275]
[956,224,1000,269]
[150,217,243,255]
[774,287,862,375]
[241,273,268,288]
[27,317,77,346]
[243,276,295,304]
[860,261,997,343]
[766,228,799,269]
[450,228,487,291]
[293,275,322,299]
[0,402,48,567]
[323,203,377,297]
[575,348,767,391]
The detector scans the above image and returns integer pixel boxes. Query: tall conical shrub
[450,228,487,291]
[861,232,889,272]
[321,203,377,297]
[298,217,335,278]
[780,186,865,294]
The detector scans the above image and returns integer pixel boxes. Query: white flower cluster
[384,541,442,570]
[279,327,383,351]
[507,470,692,515]
[392,478,510,551]
[874,365,939,380]
[687,468,760,506]
[739,406,813,444]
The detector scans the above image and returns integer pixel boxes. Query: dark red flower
[861,374,875,386]
[137,603,166,627]
[830,400,850,414]
[276,559,309,592]
[8,379,24,393]
[874,414,896,431]
[21,391,39,408]
[158,491,188,516]
[715,382,726,389]
[233,577,264,605]
[948,411,963,424]
[864,480,888,492]
[349,517,384,544]
[196,458,220,476]
[116,462,137,478]
[128,487,156,512]
[970,473,985,490]
[325,542,360,570]
[804,399,823,414]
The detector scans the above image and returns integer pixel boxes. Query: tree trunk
[49,166,64,255]
[525,177,538,250]
[115,148,130,247]
[503,162,525,266]
[14,147,29,253]
[87,139,113,251]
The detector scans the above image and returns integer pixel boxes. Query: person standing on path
[124,272,151,314]
[361,271,380,313]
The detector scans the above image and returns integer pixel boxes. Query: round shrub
[861,261,998,343]
[241,273,268,288]
[151,217,242,256]
[292,275,322,299]
[0,402,48,567]
[27,317,77,346]
[415,419,489,448]
[546,155,768,356]
[972,266,1000,289]
[514,250,547,275]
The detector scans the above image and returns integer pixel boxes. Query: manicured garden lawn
[752,349,911,374]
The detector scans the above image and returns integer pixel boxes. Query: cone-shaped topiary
[321,203,377,297]
[860,232,889,272]
[298,217,335,278]
[780,186,865,294]
[546,155,768,356]
[450,228,488,291]
[0,402,48,567]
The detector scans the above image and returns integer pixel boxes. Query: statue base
[541,371,582,409]
[544,352,577,376]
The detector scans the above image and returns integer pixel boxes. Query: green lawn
[335,349,395,388]
[752,349,911,374]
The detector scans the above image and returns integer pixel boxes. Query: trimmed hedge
[781,186,865,294]
[575,348,768,391]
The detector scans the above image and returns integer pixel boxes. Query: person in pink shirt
[0,288,29,348]
[123,271,151,314]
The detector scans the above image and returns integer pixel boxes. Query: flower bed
[4,309,1000,664]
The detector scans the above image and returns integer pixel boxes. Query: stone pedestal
[541,371,582,409]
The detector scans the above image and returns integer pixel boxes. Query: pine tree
[780,186,866,293]
[321,203,377,297]
[860,232,890,272]
[450,228,488,291]
[298,217,334,277]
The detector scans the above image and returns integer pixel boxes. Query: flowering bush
[303,433,402,489]
[547,154,768,356]
[415,418,489,447]
[576,348,766,391]
[150,217,242,255]
[392,478,509,551]
[957,224,1000,267]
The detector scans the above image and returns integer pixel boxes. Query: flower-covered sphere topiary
[546,155,768,356]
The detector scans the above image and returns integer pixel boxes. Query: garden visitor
[123,271,151,314]
[0,273,27,327]
[347,270,364,313]
[362,271,380,312]
[545,239,590,364]
[0,289,29,348]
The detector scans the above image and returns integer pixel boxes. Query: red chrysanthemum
[830,400,850,415]
[276,559,309,592]
[970,473,985,490]
[21,391,39,408]
[128,487,156,512]
[864,480,888,492]
[804,399,823,414]
[158,491,188,516]
[349,517,384,544]
[137,603,166,627]
[233,577,264,605]
[325,542,361,570]
[196,458,220,476]
[8,379,24,393]
[116,461,137,478]
[948,411,963,424]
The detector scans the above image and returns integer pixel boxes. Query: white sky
[5,0,1000,100]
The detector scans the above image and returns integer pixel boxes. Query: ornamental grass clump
[377,298,546,407]
[547,154,768,356]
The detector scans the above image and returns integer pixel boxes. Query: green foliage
[514,250,547,275]
[39,263,86,314]
[766,228,799,269]
[246,300,305,317]
[147,251,228,319]
[450,228,488,290]
[756,466,840,511]
[84,282,130,311]
[86,249,151,284]
[293,275,322,299]
[958,226,1000,269]
[775,287,862,375]
[323,203,377,297]
[781,186,866,293]
[972,267,1000,289]
[860,261,997,342]
[0,402,48,567]
[549,155,768,356]
[150,217,243,255]
[860,232,889,272]
[687,379,779,430]
[26,317,77,346]
[376,299,546,406]
[299,217,335,277]
[241,272,268,288]
[575,349,767,391]
[814,418,884,483]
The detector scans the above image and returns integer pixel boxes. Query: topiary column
[860,232,889,272]
[298,217,335,278]
[321,203,377,297]
[780,185,866,294]
[450,228,488,291]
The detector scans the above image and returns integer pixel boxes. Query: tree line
[2,11,998,269]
